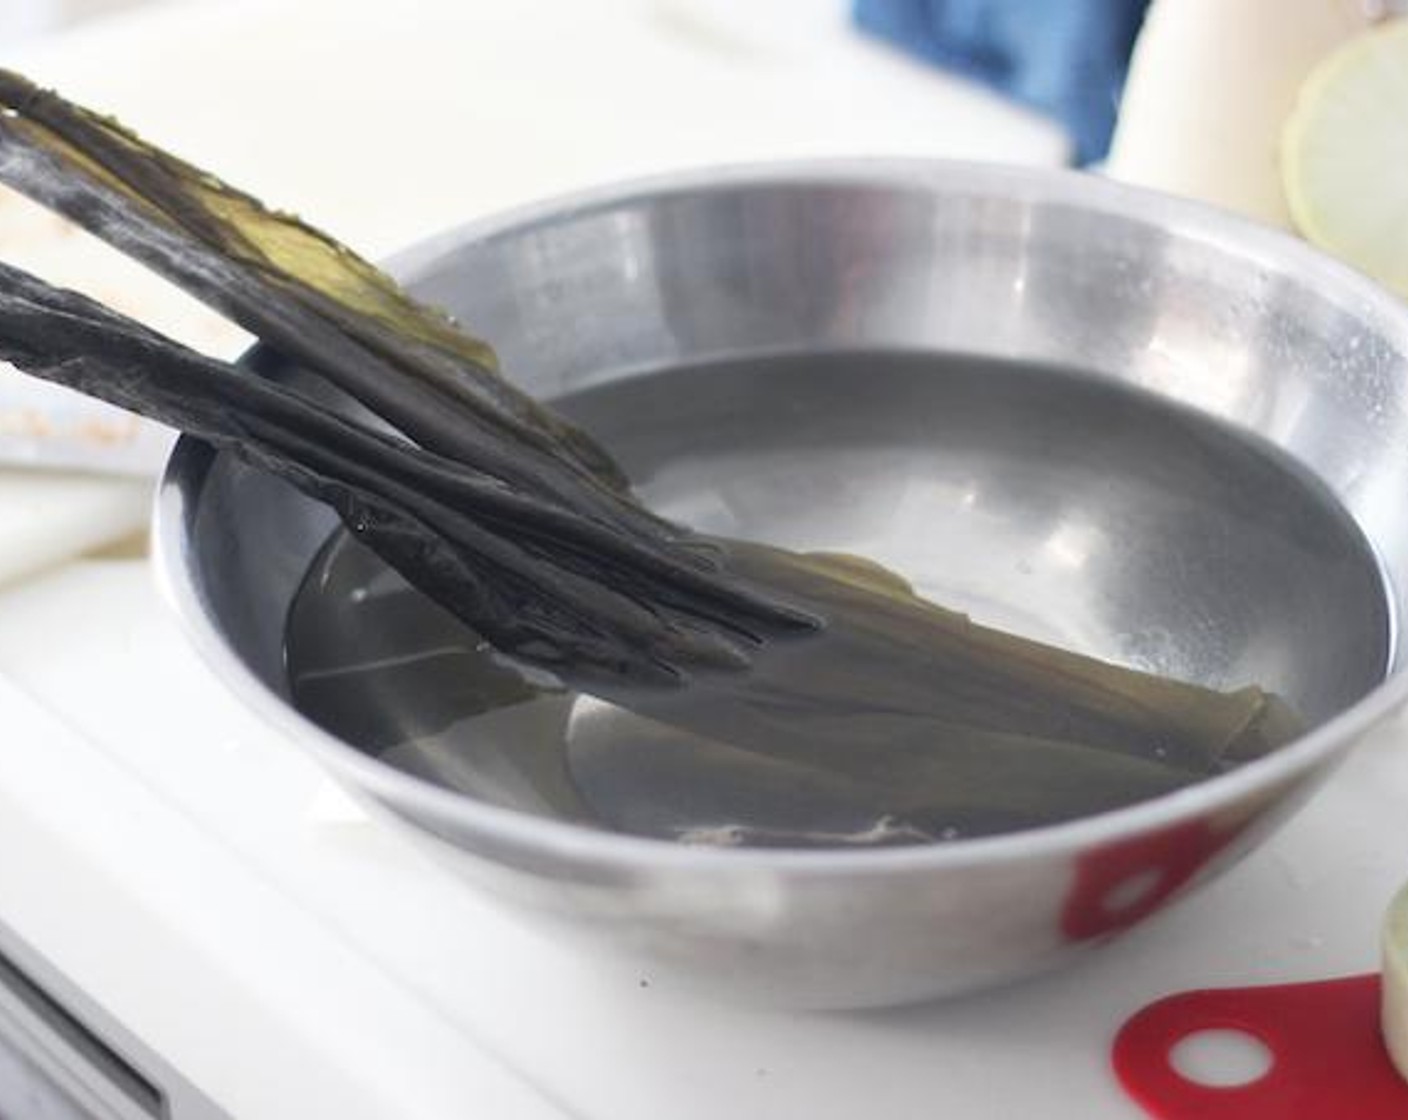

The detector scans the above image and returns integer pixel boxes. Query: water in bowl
[284,351,1391,848]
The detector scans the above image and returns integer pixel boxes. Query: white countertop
[0,3,1404,1118]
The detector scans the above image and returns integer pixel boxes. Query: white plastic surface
[0,473,150,588]
[0,574,571,1120]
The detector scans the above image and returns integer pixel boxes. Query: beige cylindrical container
[1107,0,1373,227]
[1386,883,1408,1082]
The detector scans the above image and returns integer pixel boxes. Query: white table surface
[0,3,1405,1118]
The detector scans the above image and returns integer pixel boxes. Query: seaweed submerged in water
[0,71,1304,841]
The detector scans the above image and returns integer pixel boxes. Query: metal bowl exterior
[154,161,1408,1008]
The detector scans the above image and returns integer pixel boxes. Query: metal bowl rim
[153,156,1408,874]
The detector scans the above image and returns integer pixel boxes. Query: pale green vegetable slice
[1282,20,1408,298]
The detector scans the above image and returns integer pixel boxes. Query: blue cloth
[853,0,1150,164]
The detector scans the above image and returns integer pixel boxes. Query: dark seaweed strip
[0,262,812,680]
[0,71,645,525]
[0,68,624,489]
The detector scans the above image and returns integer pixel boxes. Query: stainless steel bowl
[154,161,1408,1009]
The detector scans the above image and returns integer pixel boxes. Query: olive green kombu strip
[0,263,803,684]
[0,70,650,527]
[0,70,1305,805]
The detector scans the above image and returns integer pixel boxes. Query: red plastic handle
[1113,975,1408,1118]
